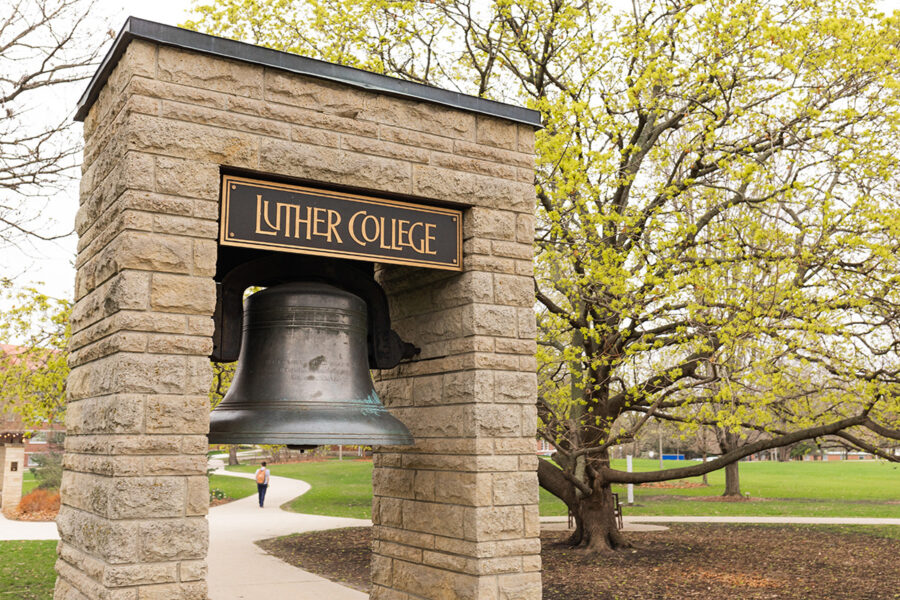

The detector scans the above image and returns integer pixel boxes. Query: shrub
[210,488,226,501]
[28,453,62,490]
[18,489,60,514]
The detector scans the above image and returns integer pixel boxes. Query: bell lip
[207,432,415,446]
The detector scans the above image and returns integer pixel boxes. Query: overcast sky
[6,0,900,302]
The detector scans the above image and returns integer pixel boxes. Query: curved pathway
[207,467,369,600]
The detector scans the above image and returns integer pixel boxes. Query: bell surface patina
[208,281,413,447]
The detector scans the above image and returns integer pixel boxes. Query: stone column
[372,120,541,600]
[0,445,25,510]
[56,41,215,600]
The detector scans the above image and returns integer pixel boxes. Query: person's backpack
[256,469,266,484]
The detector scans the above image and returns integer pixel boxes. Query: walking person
[255,461,270,508]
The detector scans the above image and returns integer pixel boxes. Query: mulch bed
[2,508,57,522]
[258,524,900,600]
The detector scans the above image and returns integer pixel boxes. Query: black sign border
[220,175,463,271]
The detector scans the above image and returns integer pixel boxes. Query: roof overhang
[74,17,543,129]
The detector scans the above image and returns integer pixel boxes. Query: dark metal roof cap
[74,17,542,128]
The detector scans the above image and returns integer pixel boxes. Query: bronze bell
[208,281,413,448]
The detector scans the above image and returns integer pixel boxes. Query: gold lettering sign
[220,175,462,270]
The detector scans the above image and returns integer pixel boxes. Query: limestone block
[155,157,220,200]
[392,561,479,600]
[65,395,144,435]
[158,46,263,98]
[456,139,532,169]
[150,274,215,315]
[412,470,436,501]
[468,505,524,541]
[494,339,536,356]
[145,395,209,435]
[83,40,157,137]
[68,354,194,400]
[342,135,430,163]
[181,435,210,455]
[421,550,478,574]
[389,406,469,439]
[291,124,340,148]
[259,138,412,195]
[517,307,537,339]
[185,476,209,516]
[265,71,368,117]
[493,372,536,404]
[410,375,442,406]
[491,240,534,261]
[412,166,522,210]
[469,404,522,437]
[516,214,534,244]
[373,524,436,550]
[97,232,194,279]
[517,125,536,155]
[126,114,259,169]
[55,558,136,600]
[179,560,207,581]
[129,77,231,111]
[139,518,208,561]
[402,500,465,538]
[496,573,542,600]
[462,304,518,338]
[374,540,424,563]
[142,455,207,476]
[56,506,141,564]
[149,215,219,241]
[465,208,518,242]
[432,472,492,507]
[363,95,476,141]
[371,554,393,586]
[492,472,539,506]
[494,274,534,308]
[62,454,142,478]
[476,116,518,151]
[70,271,150,334]
[373,467,416,499]
[431,271,495,308]
[379,125,455,152]
[431,152,518,181]
[137,581,207,600]
[441,370,493,406]
[145,334,212,356]
[105,477,186,519]
[493,438,538,455]
[160,100,287,139]
[102,562,178,587]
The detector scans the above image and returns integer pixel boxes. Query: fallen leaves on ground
[259,524,900,600]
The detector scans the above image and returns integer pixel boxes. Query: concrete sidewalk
[207,468,370,600]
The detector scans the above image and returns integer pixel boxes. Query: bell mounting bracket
[211,250,419,368]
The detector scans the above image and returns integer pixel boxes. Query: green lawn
[226,460,375,518]
[0,540,56,599]
[22,471,37,496]
[208,474,258,500]
[225,458,899,519]
[538,458,900,518]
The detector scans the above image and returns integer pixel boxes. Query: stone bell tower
[59,17,541,600]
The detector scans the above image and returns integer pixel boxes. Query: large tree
[186,0,900,552]
[0,0,103,247]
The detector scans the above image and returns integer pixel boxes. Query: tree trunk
[723,460,741,496]
[227,445,240,466]
[537,458,630,552]
[577,483,631,553]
